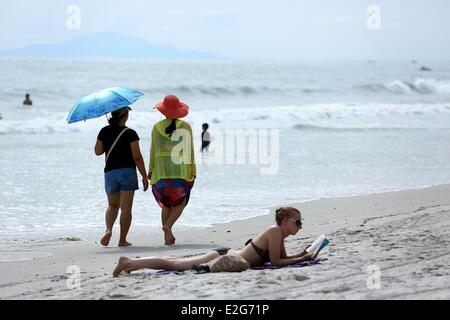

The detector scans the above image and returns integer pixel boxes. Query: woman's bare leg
[161,206,170,225]
[163,199,187,245]
[100,192,120,246]
[161,206,171,244]
[118,190,135,247]
[113,251,220,277]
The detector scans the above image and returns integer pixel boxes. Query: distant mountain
[0,33,221,59]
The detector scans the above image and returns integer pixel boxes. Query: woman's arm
[131,141,148,191]
[280,241,287,259]
[148,127,155,180]
[188,124,196,180]
[284,245,311,259]
[268,229,317,266]
[94,139,104,156]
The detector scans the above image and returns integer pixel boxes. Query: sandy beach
[0,184,449,300]
[3,1,450,306]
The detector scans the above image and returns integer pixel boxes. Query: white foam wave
[386,78,450,94]
[2,102,450,135]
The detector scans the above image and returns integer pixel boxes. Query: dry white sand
[1,185,450,300]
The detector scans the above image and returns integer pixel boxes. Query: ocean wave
[2,102,450,135]
[137,79,450,98]
[142,79,450,97]
[7,79,448,105]
[140,85,286,97]
[0,114,96,134]
[291,124,447,132]
[357,78,450,95]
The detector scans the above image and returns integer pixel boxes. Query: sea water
[1,58,450,240]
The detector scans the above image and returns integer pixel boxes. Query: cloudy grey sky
[1,0,449,60]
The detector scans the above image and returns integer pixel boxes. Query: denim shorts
[104,168,139,194]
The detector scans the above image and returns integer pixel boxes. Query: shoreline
[1,182,445,244]
[1,184,450,299]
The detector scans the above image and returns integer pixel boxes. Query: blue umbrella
[67,87,144,124]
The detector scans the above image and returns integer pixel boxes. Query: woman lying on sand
[113,207,318,277]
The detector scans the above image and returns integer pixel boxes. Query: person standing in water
[23,93,32,106]
[201,122,210,152]
[95,106,148,247]
[148,95,196,245]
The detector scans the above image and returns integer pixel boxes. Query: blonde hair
[275,207,301,225]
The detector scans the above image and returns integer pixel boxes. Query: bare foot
[113,256,130,277]
[162,226,175,245]
[100,230,112,247]
[164,233,176,245]
[118,241,132,247]
[164,237,175,245]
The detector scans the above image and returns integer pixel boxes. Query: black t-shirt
[97,125,140,172]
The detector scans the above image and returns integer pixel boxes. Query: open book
[306,234,329,256]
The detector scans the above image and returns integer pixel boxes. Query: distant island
[0,33,221,60]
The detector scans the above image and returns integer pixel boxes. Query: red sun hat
[154,95,189,119]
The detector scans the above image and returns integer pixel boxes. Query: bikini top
[245,239,270,263]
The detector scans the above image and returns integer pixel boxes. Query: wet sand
[1,184,449,299]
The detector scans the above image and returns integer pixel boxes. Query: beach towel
[148,258,326,277]
[251,258,327,270]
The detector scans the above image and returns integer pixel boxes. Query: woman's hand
[300,245,311,256]
[142,177,149,192]
[300,250,319,262]
[300,254,314,262]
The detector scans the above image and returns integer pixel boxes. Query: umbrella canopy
[67,87,144,124]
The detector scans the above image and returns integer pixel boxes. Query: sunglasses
[287,217,302,227]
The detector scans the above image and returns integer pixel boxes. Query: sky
[1,0,449,60]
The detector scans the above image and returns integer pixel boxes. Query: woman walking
[148,95,196,245]
[95,106,148,247]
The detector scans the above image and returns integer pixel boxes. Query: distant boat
[419,66,432,71]
[411,59,417,64]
